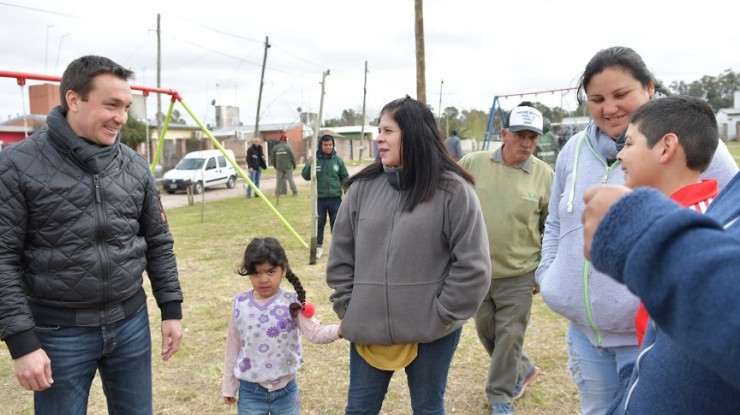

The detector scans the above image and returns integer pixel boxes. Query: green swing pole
[149,98,177,175]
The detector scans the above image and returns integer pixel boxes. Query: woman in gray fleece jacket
[535,46,739,415]
[326,96,491,414]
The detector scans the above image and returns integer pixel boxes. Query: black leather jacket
[0,110,182,358]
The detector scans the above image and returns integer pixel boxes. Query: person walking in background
[459,104,553,415]
[617,96,719,349]
[223,237,342,414]
[445,130,464,161]
[271,134,298,197]
[302,134,349,259]
[533,117,559,170]
[245,137,267,198]
[327,96,491,414]
[0,55,184,414]
[535,46,738,415]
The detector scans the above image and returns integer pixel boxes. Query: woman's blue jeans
[237,379,300,415]
[33,306,152,415]
[345,328,462,415]
[566,322,639,415]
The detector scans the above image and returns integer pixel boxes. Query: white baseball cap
[505,106,543,135]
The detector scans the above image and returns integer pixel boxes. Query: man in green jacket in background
[533,118,560,170]
[302,134,349,258]
[271,134,298,197]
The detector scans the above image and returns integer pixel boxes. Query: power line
[0,1,76,17]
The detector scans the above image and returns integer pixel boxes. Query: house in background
[322,125,376,160]
[1,82,378,166]
[0,114,48,150]
[716,91,740,141]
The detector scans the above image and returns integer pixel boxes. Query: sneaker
[491,402,514,415]
[316,247,323,259]
[513,365,539,400]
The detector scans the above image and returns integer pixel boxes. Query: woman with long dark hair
[326,96,492,414]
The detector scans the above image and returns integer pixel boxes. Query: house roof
[326,125,376,134]
[211,122,314,139]
[718,108,740,116]
[0,114,48,126]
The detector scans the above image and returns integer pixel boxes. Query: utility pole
[360,61,369,160]
[254,36,270,141]
[414,0,426,103]
[438,79,444,130]
[309,69,330,264]
[156,14,162,150]
[45,25,53,73]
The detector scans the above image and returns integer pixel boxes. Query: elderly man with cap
[459,102,554,415]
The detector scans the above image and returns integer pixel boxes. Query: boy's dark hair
[237,237,306,318]
[59,55,134,115]
[343,96,474,211]
[320,134,333,143]
[630,95,718,172]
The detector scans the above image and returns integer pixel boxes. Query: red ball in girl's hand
[301,302,316,318]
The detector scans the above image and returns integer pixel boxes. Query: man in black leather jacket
[0,55,183,414]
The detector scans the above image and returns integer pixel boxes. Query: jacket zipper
[580,136,620,347]
[92,174,112,323]
[385,173,404,344]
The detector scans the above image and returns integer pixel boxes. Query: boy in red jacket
[616,95,719,345]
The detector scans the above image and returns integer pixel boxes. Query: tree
[323,108,361,127]
[155,109,187,125]
[460,109,488,141]
[121,112,147,150]
[669,69,740,110]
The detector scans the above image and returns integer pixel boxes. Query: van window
[217,155,226,168]
[176,158,204,170]
[206,157,217,170]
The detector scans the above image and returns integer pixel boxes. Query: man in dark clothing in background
[245,137,267,198]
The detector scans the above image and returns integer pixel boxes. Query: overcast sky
[2,0,739,128]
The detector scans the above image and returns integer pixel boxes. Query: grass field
[4,143,740,414]
[1,177,580,414]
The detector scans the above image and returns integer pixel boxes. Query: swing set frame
[0,69,308,248]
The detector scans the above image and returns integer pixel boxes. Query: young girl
[222,237,342,414]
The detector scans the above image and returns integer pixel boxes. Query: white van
[162,149,237,194]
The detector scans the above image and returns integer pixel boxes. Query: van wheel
[226,176,236,189]
[165,189,175,194]
[192,181,204,194]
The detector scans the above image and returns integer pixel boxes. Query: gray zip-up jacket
[536,121,738,348]
[326,167,491,345]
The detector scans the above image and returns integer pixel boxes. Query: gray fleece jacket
[536,121,738,348]
[326,167,491,345]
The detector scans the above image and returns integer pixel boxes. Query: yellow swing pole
[176,98,308,249]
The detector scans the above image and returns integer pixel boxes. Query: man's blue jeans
[33,307,153,415]
[237,379,300,415]
[345,328,462,415]
[317,197,341,247]
[246,168,262,197]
